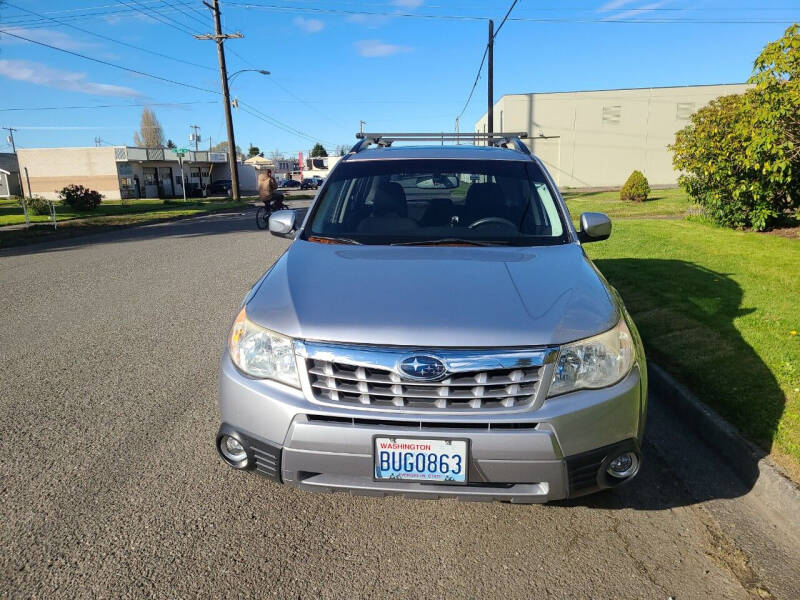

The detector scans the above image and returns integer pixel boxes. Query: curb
[648,362,797,489]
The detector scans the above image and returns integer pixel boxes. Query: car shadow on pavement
[556,258,784,511]
[0,205,311,258]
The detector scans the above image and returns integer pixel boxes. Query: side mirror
[269,209,297,238]
[578,212,612,243]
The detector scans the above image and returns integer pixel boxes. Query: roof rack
[349,132,531,156]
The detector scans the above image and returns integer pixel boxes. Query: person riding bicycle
[258,169,285,212]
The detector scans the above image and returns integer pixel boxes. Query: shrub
[620,170,650,202]
[21,195,52,216]
[57,184,103,210]
[669,24,799,231]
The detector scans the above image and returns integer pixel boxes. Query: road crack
[691,504,775,600]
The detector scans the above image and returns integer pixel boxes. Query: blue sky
[0,0,797,156]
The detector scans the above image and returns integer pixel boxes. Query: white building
[475,83,748,188]
[17,146,230,200]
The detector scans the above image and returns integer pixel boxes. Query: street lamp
[228,69,270,86]
[223,69,269,200]
[219,68,269,201]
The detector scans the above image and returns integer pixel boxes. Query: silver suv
[217,133,646,503]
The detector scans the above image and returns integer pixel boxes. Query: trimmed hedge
[620,170,650,202]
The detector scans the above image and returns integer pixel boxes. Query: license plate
[373,437,468,484]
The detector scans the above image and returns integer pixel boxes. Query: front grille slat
[307,365,540,386]
[307,358,542,411]
[310,380,537,400]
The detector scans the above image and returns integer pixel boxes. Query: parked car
[204,179,232,197]
[217,134,646,503]
[300,176,325,190]
[279,179,301,189]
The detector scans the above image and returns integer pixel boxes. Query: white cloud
[0,27,93,50]
[346,13,392,28]
[354,39,412,58]
[603,1,667,20]
[0,59,143,98]
[293,17,325,33]
[598,0,635,11]
[392,0,424,8]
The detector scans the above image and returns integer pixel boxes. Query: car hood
[245,240,618,347]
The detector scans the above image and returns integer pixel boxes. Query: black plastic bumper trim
[565,438,640,498]
[216,423,283,483]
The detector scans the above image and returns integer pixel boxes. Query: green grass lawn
[564,187,695,219]
[584,219,800,470]
[0,197,250,227]
[0,198,245,248]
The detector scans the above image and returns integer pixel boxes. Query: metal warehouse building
[475,83,748,188]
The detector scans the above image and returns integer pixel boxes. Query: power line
[159,0,210,27]
[0,28,221,95]
[220,2,797,24]
[0,101,220,112]
[238,100,333,145]
[223,2,483,21]
[493,0,520,37]
[457,47,488,120]
[3,2,216,71]
[457,0,520,121]
[225,46,344,127]
[3,2,795,27]
[114,0,195,34]
[0,1,167,27]
[176,0,211,21]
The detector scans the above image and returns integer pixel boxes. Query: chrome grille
[307,359,542,410]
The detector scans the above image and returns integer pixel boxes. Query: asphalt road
[2,210,798,599]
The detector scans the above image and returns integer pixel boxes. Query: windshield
[304,159,569,246]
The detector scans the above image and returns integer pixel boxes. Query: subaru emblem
[399,355,447,380]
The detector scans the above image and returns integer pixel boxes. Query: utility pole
[3,126,17,152]
[190,124,201,151]
[487,19,494,135]
[3,126,26,201]
[195,1,243,200]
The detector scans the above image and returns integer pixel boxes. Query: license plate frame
[372,435,470,485]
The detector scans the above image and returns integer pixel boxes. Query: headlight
[548,319,634,397]
[228,307,300,388]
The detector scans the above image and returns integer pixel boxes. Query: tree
[210,140,242,156]
[750,23,800,165]
[133,108,164,148]
[670,24,799,230]
[166,139,176,149]
[269,149,284,162]
[335,144,350,156]
[310,143,328,157]
[248,144,261,157]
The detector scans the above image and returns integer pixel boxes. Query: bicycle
[255,196,290,230]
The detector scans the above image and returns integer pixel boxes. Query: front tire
[255,206,269,230]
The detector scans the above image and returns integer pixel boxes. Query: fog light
[607,452,639,478]
[219,435,247,464]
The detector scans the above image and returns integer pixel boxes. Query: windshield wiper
[307,235,362,245]
[391,238,508,247]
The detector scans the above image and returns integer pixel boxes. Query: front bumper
[217,354,646,503]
